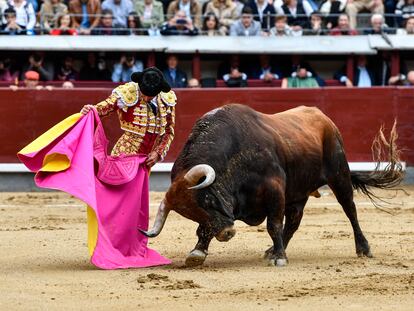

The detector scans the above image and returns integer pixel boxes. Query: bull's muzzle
[215,226,236,242]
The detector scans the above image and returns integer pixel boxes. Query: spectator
[135,0,165,29]
[390,70,414,85]
[246,0,276,31]
[250,54,282,81]
[276,0,314,34]
[91,9,122,34]
[69,0,101,35]
[160,9,199,35]
[79,52,112,80]
[319,0,346,29]
[397,15,414,33]
[204,0,239,34]
[229,6,261,36]
[3,0,36,34]
[1,7,26,35]
[345,0,384,30]
[123,11,147,35]
[281,62,319,88]
[39,0,68,33]
[10,71,51,90]
[269,14,293,36]
[102,0,133,28]
[384,0,397,27]
[334,55,378,87]
[112,53,143,82]
[364,13,393,34]
[162,54,188,88]
[49,13,79,35]
[167,0,202,29]
[220,55,248,87]
[202,12,225,35]
[188,77,201,87]
[0,58,18,82]
[395,0,414,27]
[21,53,54,81]
[304,10,325,35]
[62,81,75,88]
[56,56,79,81]
[329,13,359,35]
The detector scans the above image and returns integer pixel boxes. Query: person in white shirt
[3,0,36,33]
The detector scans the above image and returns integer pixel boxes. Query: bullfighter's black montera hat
[131,67,171,97]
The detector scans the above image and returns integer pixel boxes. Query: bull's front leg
[185,225,214,267]
[266,180,287,267]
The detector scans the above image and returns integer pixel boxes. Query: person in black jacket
[160,10,199,35]
[162,54,188,88]
[277,0,314,32]
[246,0,276,31]
[334,55,378,87]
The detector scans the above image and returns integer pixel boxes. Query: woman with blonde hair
[39,0,68,33]
[204,0,239,34]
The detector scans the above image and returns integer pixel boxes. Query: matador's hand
[80,105,94,115]
[146,151,160,168]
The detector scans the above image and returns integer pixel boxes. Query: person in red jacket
[329,13,359,35]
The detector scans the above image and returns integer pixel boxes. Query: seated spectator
[220,55,248,87]
[364,13,393,34]
[204,0,239,35]
[188,77,201,88]
[49,14,79,35]
[135,0,165,30]
[39,0,68,33]
[56,56,79,81]
[111,53,143,82]
[276,0,314,35]
[69,0,101,35]
[3,0,36,34]
[0,58,18,82]
[250,54,282,81]
[304,10,325,35]
[229,6,261,36]
[269,14,293,36]
[246,0,276,31]
[395,0,414,27]
[393,70,414,85]
[202,12,225,35]
[79,52,112,80]
[162,54,188,88]
[10,71,52,90]
[281,62,319,88]
[91,9,122,35]
[62,81,75,88]
[160,9,199,35]
[397,15,414,34]
[21,53,54,81]
[330,13,359,35]
[123,11,147,35]
[319,0,346,29]
[167,0,202,29]
[334,55,378,87]
[345,0,384,30]
[1,7,25,35]
[102,0,133,28]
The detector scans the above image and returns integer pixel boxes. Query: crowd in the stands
[0,0,413,35]
[1,52,413,88]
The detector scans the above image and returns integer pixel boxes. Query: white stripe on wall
[0,162,406,173]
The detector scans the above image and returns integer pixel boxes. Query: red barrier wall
[1,87,413,165]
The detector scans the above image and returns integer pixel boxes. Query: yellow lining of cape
[87,206,98,257]
[18,113,82,155]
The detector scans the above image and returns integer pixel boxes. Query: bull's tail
[350,121,404,206]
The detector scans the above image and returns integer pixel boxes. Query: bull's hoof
[185,250,207,267]
[357,250,373,258]
[268,258,288,267]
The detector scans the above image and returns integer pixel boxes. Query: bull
[141,104,403,267]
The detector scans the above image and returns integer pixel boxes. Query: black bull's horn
[184,164,216,190]
[139,199,170,238]
[140,164,216,238]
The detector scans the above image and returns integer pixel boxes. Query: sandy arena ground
[1,186,414,311]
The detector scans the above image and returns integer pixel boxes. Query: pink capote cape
[17,110,171,269]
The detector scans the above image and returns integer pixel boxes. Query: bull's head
[140,164,236,242]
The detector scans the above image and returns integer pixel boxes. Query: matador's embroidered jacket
[94,82,176,160]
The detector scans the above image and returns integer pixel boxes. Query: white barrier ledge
[0,162,405,173]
